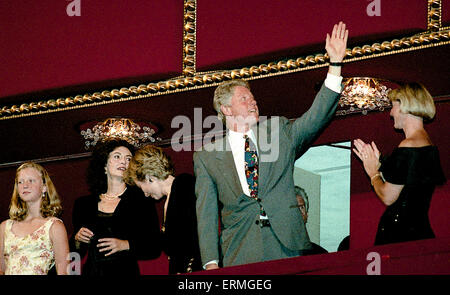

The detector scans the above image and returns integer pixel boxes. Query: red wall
[0,1,433,100]
[197,0,426,70]
[190,236,450,275]
[0,0,183,99]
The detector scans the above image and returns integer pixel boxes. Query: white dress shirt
[324,72,343,93]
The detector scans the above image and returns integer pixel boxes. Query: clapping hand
[353,139,381,177]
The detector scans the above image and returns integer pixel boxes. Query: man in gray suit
[194,22,348,269]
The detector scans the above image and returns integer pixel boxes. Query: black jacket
[164,173,202,273]
[69,186,161,262]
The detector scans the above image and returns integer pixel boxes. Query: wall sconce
[80,117,161,149]
[337,77,394,116]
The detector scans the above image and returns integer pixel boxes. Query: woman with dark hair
[69,139,161,276]
[353,82,446,245]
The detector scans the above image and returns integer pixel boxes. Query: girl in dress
[0,162,69,275]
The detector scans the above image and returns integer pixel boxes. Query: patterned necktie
[244,135,266,218]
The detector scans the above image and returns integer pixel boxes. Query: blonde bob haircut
[9,162,62,221]
[388,82,436,121]
[125,145,175,185]
[213,79,250,123]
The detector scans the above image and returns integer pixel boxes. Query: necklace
[101,186,127,201]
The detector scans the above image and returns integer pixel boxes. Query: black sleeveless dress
[375,146,446,245]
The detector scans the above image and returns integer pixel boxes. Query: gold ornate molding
[183,0,196,77]
[1,0,448,120]
[428,0,442,31]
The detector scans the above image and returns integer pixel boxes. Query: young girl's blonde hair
[9,162,62,221]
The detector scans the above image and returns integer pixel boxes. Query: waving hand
[326,21,348,63]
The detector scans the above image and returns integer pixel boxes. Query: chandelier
[80,117,160,149]
[337,77,394,116]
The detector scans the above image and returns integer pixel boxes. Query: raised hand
[325,21,348,63]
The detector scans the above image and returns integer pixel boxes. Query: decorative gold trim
[1,31,449,121]
[428,0,442,31]
[183,0,196,77]
[1,1,449,120]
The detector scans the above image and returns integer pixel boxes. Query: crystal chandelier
[337,77,393,116]
[80,117,160,149]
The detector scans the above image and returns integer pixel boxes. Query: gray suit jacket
[194,83,340,267]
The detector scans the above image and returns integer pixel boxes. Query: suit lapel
[214,134,243,198]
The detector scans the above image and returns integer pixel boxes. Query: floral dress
[3,218,59,275]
